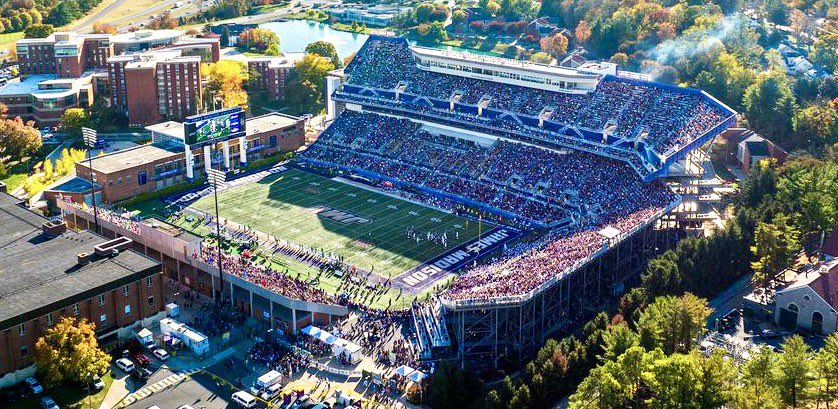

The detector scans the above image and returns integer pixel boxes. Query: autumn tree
[33,317,110,386]
[238,28,280,53]
[574,20,591,44]
[92,21,117,34]
[0,115,42,162]
[539,32,568,57]
[202,60,249,109]
[61,108,89,144]
[24,23,54,38]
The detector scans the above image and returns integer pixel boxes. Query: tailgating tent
[316,330,337,345]
[332,338,349,356]
[302,325,321,337]
[408,370,427,383]
[344,342,363,364]
[394,365,414,377]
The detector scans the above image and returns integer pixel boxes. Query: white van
[260,382,282,401]
[231,391,257,408]
[250,370,282,395]
[115,358,135,373]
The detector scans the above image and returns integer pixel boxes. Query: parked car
[152,348,170,361]
[133,353,151,367]
[116,358,135,373]
[26,377,44,394]
[132,367,153,381]
[40,396,59,409]
[91,374,105,391]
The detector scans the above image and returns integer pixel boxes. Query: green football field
[183,168,483,279]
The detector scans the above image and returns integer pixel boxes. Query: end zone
[393,227,521,294]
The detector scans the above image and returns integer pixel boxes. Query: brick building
[119,52,202,126]
[0,186,163,388]
[247,57,295,100]
[55,112,305,204]
[4,30,220,127]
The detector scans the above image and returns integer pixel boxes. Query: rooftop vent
[42,220,67,237]
[94,236,133,256]
[77,252,90,265]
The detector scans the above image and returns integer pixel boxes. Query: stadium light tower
[207,167,227,303]
[81,127,100,234]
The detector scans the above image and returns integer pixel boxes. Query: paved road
[707,273,753,329]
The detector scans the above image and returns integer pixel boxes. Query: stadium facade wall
[447,221,678,370]
[58,201,350,332]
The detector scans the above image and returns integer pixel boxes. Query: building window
[99,294,106,306]
[18,323,25,337]
[21,346,28,357]
[100,314,107,324]
[123,284,130,296]
[45,313,52,326]
[124,304,131,316]
[148,295,154,306]
[73,303,80,316]
[146,276,153,288]
[138,171,147,186]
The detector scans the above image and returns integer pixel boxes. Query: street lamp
[82,127,100,234]
[207,167,226,303]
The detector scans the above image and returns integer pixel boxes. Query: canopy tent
[408,370,427,383]
[343,342,363,364]
[331,338,350,356]
[301,325,321,337]
[316,330,337,345]
[394,365,414,377]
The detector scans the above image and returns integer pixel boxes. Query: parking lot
[124,372,235,409]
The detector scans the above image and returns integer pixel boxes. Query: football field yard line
[188,168,482,279]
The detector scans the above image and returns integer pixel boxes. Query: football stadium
[116,35,734,369]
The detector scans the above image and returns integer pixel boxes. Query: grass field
[173,168,483,279]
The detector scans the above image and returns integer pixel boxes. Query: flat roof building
[56,112,305,205]
[0,188,163,387]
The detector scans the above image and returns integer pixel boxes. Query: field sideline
[181,168,484,279]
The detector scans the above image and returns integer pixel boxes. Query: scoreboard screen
[184,107,246,146]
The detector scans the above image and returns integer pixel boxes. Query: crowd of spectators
[303,111,670,228]
[197,242,338,304]
[343,38,728,159]
[248,341,311,377]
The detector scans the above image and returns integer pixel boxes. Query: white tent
[331,338,349,356]
[344,342,363,364]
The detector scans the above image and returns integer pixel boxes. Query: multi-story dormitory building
[2,30,221,127]
[0,183,164,388]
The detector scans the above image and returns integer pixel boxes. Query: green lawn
[1,172,28,191]
[0,31,23,44]
[137,168,482,280]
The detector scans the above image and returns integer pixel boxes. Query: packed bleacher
[339,37,730,170]
[302,109,678,303]
[301,111,671,228]
[197,242,338,304]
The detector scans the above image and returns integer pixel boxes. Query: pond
[259,20,501,58]
[259,20,369,58]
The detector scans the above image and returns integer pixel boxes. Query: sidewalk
[99,340,253,409]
